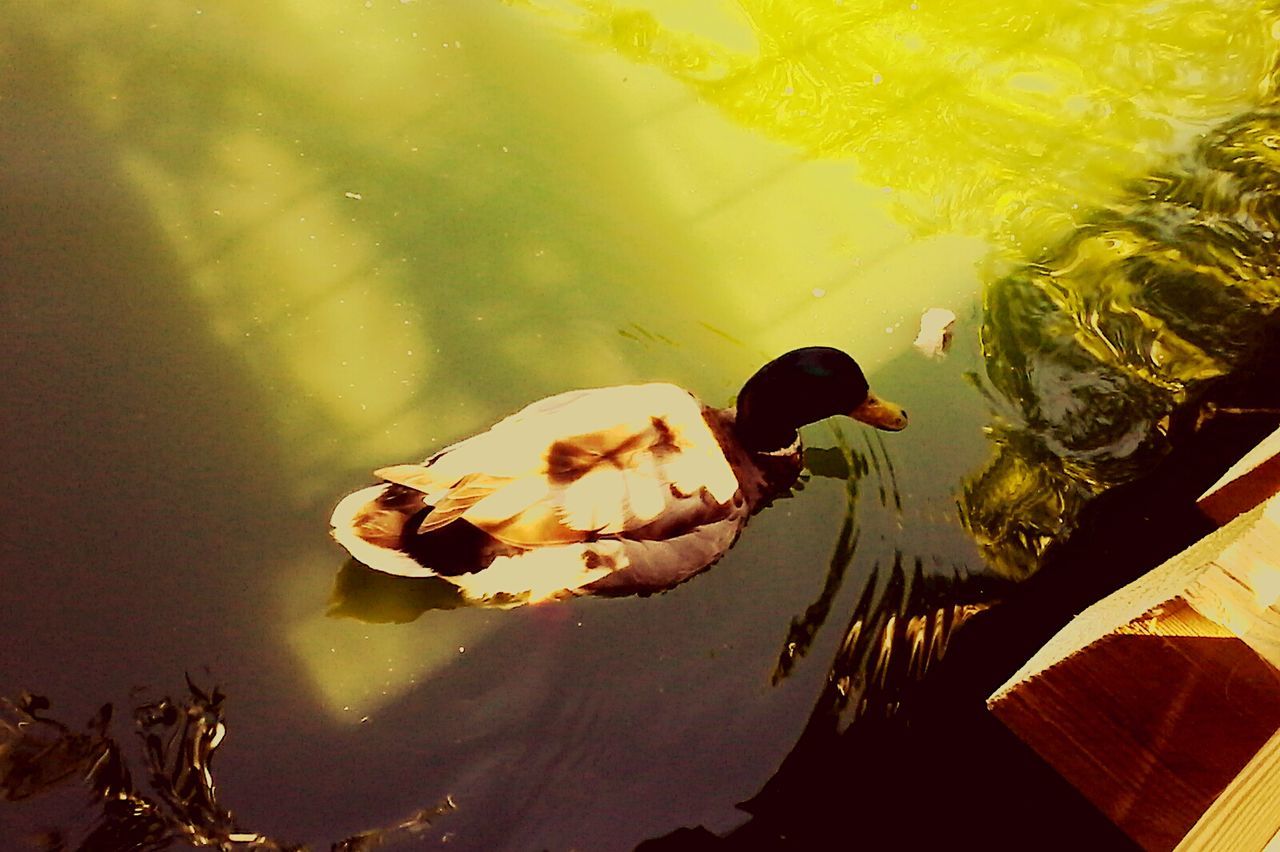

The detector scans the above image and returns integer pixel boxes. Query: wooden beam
[1175,726,1280,851]
[988,492,1280,850]
[1199,426,1280,525]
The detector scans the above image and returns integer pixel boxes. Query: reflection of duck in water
[331,347,907,607]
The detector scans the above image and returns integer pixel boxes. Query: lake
[3,1,1279,849]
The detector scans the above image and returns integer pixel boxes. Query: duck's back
[420,383,740,509]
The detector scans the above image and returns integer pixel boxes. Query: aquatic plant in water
[0,682,454,850]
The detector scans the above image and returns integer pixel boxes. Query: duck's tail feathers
[330,484,438,578]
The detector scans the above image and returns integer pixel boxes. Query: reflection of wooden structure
[988,428,1280,851]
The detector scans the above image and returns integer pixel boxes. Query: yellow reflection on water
[511,0,1278,256]
[287,608,486,722]
[126,135,431,423]
[282,550,495,721]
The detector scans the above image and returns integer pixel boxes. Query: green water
[2,1,1279,848]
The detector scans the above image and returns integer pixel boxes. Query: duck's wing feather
[370,466,511,534]
[379,383,742,547]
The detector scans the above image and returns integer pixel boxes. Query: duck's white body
[330,383,775,606]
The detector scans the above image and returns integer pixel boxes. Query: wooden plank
[988,493,1280,851]
[991,600,1280,850]
[991,501,1275,696]
[1198,426,1280,525]
[1176,726,1280,851]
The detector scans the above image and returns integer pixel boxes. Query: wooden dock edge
[988,428,1280,851]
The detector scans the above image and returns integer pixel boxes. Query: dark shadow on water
[773,437,895,685]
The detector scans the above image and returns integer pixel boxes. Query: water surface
[3,2,1279,848]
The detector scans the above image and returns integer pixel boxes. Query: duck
[330,347,907,607]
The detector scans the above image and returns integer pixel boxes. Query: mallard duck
[330,347,907,606]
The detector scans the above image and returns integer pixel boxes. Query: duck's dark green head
[735,347,908,453]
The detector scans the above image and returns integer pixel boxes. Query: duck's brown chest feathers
[701,406,804,513]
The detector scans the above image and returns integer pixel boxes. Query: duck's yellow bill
[850,392,908,431]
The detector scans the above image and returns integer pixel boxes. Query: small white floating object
[913,307,956,357]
